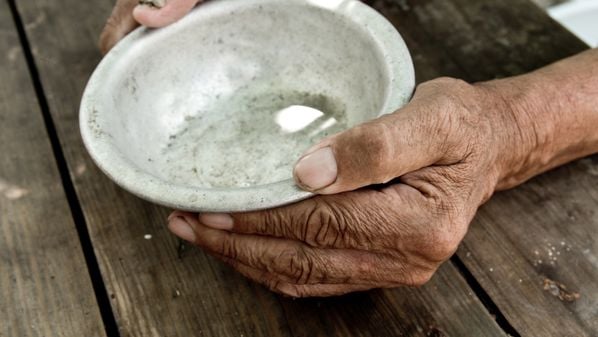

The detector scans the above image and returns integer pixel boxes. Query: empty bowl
[80,0,415,212]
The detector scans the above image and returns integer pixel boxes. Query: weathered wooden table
[1,0,596,336]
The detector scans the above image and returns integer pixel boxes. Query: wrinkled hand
[99,0,201,54]
[168,78,526,297]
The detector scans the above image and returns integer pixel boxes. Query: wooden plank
[12,0,509,336]
[368,0,597,336]
[12,3,295,335]
[279,263,505,337]
[0,2,105,336]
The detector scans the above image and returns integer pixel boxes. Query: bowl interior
[96,0,390,189]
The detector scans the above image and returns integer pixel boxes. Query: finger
[134,0,200,28]
[198,191,385,249]
[213,253,376,297]
[99,0,140,54]
[198,186,425,250]
[292,85,463,194]
[168,214,415,285]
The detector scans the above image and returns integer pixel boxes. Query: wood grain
[11,0,510,336]
[368,0,597,336]
[0,1,104,336]
[280,263,506,337]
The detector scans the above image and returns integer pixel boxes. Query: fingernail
[138,0,166,8]
[168,216,196,242]
[199,213,234,230]
[294,147,337,191]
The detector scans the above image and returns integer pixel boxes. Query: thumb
[133,0,200,28]
[293,108,450,194]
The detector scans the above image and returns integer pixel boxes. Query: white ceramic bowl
[80,0,415,212]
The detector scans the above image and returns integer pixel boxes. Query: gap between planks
[450,256,521,337]
[6,0,120,335]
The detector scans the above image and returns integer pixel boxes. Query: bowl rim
[80,0,415,212]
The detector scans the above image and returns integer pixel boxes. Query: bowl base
[157,88,346,188]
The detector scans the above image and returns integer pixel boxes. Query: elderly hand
[100,3,597,297]
[99,0,201,54]
[167,77,532,297]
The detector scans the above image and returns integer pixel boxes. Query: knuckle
[269,205,314,239]
[337,122,396,182]
[415,77,464,97]
[407,270,435,287]
[418,78,475,116]
[424,226,461,262]
[258,210,285,236]
[385,260,434,287]
[218,236,238,259]
[303,198,366,249]
[286,247,315,284]
[439,77,470,90]
[422,77,470,92]
[303,199,344,247]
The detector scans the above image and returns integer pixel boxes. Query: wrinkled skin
[101,2,598,297]
[167,78,513,296]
